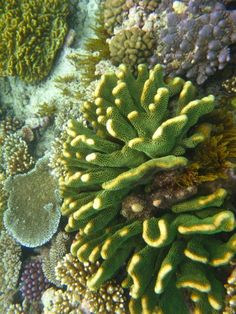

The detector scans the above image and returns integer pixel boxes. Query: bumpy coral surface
[3,156,61,247]
[59,64,236,313]
[0,230,22,294]
[104,0,236,84]
[55,253,127,313]
[0,0,69,83]
[42,287,82,314]
[2,134,34,176]
[224,265,236,313]
[42,231,70,286]
[20,259,50,303]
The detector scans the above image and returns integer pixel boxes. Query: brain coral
[59,64,236,313]
[0,0,69,83]
[104,0,236,84]
[3,156,61,247]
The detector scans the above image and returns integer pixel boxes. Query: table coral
[3,156,61,247]
[104,0,236,84]
[0,0,69,83]
[59,64,236,313]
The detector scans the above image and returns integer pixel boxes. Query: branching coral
[0,230,22,294]
[3,156,61,247]
[55,253,127,313]
[42,287,82,314]
[0,0,69,83]
[59,64,236,313]
[2,134,34,176]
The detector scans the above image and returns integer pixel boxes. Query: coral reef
[55,253,127,313]
[42,231,70,286]
[104,0,236,84]
[3,156,61,247]
[59,64,236,313]
[2,134,34,176]
[0,230,22,295]
[0,0,69,83]
[42,287,82,314]
[224,265,236,313]
[0,172,7,227]
[20,258,50,303]
[223,76,236,94]
[0,116,22,144]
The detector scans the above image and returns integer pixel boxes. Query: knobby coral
[59,64,236,313]
[224,265,236,313]
[3,156,61,247]
[0,0,69,83]
[55,253,127,313]
[0,230,22,294]
[103,0,236,84]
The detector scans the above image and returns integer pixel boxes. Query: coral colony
[0,1,236,314]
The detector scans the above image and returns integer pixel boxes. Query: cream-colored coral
[108,27,155,71]
[0,230,22,294]
[55,254,128,313]
[2,134,34,176]
[42,287,82,314]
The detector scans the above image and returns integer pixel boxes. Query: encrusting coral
[55,253,127,313]
[0,0,69,83]
[58,63,236,313]
[3,156,61,247]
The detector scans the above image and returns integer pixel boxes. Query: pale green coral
[59,64,236,313]
[0,0,69,83]
[3,156,61,247]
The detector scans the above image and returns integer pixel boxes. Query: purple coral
[20,259,50,302]
[156,0,236,84]
[104,0,236,84]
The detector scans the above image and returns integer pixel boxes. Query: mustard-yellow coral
[0,0,69,83]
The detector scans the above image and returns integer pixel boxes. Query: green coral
[59,64,236,313]
[4,156,61,247]
[0,0,69,83]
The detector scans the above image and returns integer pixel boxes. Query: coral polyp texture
[55,253,127,313]
[20,259,50,303]
[0,0,69,83]
[59,64,236,313]
[3,156,61,247]
[224,266,236,313]
[104,0,236,84]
